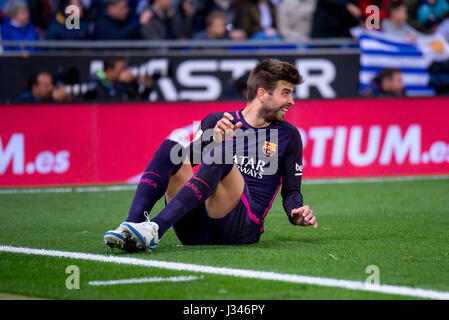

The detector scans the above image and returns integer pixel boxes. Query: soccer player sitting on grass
[104,59,318,253]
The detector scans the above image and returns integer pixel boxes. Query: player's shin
[126,139,185,223]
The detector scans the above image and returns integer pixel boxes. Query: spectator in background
[404,0,429,32]
[194,11,228,39]
[417,0,449,31]
[78,0,102,23]
[1,0,39,51]
[17,70,69,102]
[224,69,251,99]
[172,0,195,39]
[428,57,449,94]
[84,57,138,101]
[94,0,144,39]
[361,68,405,97]
[46,0,91,39]
[140,0,176,40]
[0,0,8,10]
[234,70,250,99]
[127,0,143,23]
[381,0,424,41]
[436,17,449,40]
[311,0,362,38]
[240,0,280,39]
[277,0,316,42]
[195,0,247,39]
[26,0,52,37]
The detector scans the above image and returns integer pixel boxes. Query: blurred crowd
[0,0,448,45]
[1,0,449,101]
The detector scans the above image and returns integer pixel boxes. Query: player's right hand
[213,112,243,143]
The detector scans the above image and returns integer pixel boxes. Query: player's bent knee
[206,165,245,219]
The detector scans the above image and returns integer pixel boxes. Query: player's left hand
[213,112,243,143]
[291,205,317,229]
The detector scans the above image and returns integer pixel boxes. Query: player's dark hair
[246,59,303,101]
[387,0,405,15]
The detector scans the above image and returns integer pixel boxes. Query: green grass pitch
[0,178,448,300]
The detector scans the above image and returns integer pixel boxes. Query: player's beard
[259,104,287,123]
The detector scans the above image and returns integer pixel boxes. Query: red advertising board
[1,98,449,187]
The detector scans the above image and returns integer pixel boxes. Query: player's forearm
[282,191,303,225]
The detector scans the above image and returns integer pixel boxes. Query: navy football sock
[126,139,184,223]
[151,142,234,239]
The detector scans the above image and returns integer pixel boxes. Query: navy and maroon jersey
[188,109,304,225]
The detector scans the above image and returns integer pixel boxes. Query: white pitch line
[88,275,202,286]
[0,187,74,195]
[1,245,449,300]
[1,175,448,195]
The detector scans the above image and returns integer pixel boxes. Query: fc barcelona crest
[262,141,277,157]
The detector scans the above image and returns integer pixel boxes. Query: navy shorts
[172,184,263,245]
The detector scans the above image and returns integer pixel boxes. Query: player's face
[259,80,295,122]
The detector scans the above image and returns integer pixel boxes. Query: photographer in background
[83,56,133,101]
[56,58,159,103]
[17,70,70,103]
[82,56,157,102]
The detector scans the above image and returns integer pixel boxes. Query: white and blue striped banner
[351,27,449,96]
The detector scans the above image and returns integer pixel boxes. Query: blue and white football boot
[121,220,159,253]
[103,223,128,250]
[121,211,159,253]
